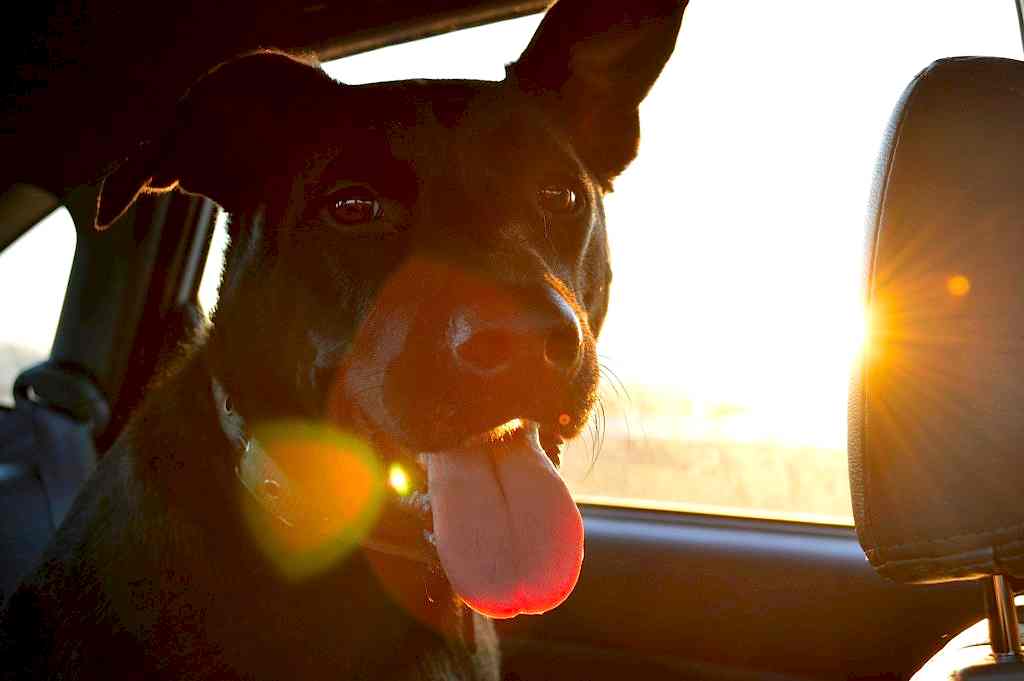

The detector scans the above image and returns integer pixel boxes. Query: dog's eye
[330,189,383,225]
[538,185,579,214]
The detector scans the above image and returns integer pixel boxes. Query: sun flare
[388,463,412,496]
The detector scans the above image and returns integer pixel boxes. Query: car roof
[1,1,546,212]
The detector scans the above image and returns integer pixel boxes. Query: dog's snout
[541,293,584,372]
[452,327,515,375]
[449,290,583,379]
[544,321,583,372]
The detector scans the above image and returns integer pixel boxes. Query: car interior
[3,1,1024,679]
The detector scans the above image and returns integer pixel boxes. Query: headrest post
[985,575,1022,661]
[1016,0,1024,54]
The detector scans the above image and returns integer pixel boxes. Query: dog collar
[209,378,477,649]
[210,378,441,566]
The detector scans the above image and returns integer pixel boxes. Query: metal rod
[1016,0,1024,56]
[986,575,1022,660]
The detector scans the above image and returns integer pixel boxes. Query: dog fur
[0,1,685,679]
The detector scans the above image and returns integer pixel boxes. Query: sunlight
[0,208,76,353]
[388,462,411,497]
[853,303,872,362]
[946,274,971,297]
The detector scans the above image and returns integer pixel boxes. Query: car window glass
[198,209,230,317]
[0,209,77,405]
[201,1,1023,524]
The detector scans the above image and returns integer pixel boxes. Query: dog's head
[98,0,685,618]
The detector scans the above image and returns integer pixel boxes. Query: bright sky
[3,0,1022,449]
[325,0,1023,448]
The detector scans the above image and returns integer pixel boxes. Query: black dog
[1,1,684,678]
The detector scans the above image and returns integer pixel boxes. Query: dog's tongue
[425,424,583,619]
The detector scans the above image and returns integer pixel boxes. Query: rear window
[0,209,76,405]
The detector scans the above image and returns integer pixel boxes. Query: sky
[3,0,1022,450]
[327,0,1024,448]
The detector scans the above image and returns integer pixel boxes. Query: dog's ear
[95,50,334,230]
[510,0,686,187]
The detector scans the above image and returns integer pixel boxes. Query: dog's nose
[449,290,583,378]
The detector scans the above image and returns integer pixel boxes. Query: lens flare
[239,421,384,581]
[946,274,970,297]
[388,463,411,496]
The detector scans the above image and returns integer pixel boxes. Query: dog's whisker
[578,394,603,477]
[599,360,648,453]
[597,363,627,447]
[582,419,599,478]
[598,361,632,406]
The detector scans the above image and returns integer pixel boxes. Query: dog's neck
[202,362,477,651]
[209,376,439,564]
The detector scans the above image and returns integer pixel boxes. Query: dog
[1,1,685,678]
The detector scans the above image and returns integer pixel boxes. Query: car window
[197,209,230,316]
[0,209,77,406]
[199,1,1023,524]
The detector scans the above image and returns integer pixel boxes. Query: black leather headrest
[851,57,1024,584]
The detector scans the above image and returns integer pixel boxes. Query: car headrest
[851,57,1024,585]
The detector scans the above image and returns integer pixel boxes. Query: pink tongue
[425,424,584,619]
